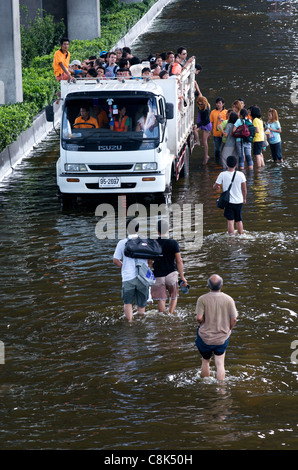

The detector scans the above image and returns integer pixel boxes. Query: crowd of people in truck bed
[68,45,199,81]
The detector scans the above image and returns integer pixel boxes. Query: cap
[178,280,190,294]
[70,60,81,67]
[100,50,107,57]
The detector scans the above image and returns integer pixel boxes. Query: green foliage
[0,1,158,153]
[20,6,65,68]
[0,102,38,152]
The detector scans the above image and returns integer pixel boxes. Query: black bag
[124,237,163,260]
[216,171,236,209]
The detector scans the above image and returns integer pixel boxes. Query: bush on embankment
[0,0,156,153]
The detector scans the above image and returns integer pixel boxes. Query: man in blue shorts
[214,155,247,235]
[195,274,238,380]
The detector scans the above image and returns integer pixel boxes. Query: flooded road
[0,0,297,450]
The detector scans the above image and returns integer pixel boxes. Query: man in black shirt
[151,220,187,314]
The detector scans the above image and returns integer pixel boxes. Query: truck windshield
[61,95,160,151]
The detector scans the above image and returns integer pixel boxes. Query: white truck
[46,59,196,203]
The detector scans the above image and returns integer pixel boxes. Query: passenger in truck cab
[93,105,109,128]
[111,106,130,132]
[74,107,99,128]
[136,105,156,136]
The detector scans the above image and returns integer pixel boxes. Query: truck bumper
[57,172,168,194]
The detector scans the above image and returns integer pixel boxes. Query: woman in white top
[214,155,247,236]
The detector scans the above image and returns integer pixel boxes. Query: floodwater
[0,0,297,451]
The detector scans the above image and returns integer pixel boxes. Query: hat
[70,60,81,67]
[100,50,107,57]
[178,280,190,294]
[130,64,143,77]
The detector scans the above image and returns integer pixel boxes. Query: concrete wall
[67,0,100,41]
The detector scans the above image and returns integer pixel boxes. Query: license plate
[98,176,121,188]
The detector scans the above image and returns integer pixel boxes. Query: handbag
[135,261,156,286]
[216,171,236,209]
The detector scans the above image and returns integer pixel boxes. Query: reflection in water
[0,0,297,451]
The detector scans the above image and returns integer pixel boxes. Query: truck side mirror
[45,105,54,122]
[165,103,174,120]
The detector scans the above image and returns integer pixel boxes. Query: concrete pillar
[67,0,100,41]
[0,0,23,104]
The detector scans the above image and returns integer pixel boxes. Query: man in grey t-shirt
[195,274,238,380]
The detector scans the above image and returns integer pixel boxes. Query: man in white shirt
[113,220,149,322]
[213,156,247,235]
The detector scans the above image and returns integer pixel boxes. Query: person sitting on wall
[74,107,99,128]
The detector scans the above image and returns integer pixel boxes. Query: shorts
[122,277,149,307]
[224,202,243,222]
[195,330,229,360]
[253,141,263,155]
[151,271,178,300]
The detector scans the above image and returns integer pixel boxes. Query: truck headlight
[64,163,88,172]
[134,162,157,171]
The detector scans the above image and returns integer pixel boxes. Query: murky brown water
[0,0,297,451]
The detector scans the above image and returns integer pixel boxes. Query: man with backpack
[113,220,149,322]
[233,108,255,170]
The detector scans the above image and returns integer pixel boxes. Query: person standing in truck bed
[53,37,72,82]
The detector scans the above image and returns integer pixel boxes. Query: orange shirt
[97,110,109,128]
[74,116,99,128]
[53,49,70,77]
[210,108,227,137]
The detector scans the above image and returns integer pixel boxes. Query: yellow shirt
[253,118,264,142]
[74,116,99,128]
[53,49,70,77]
